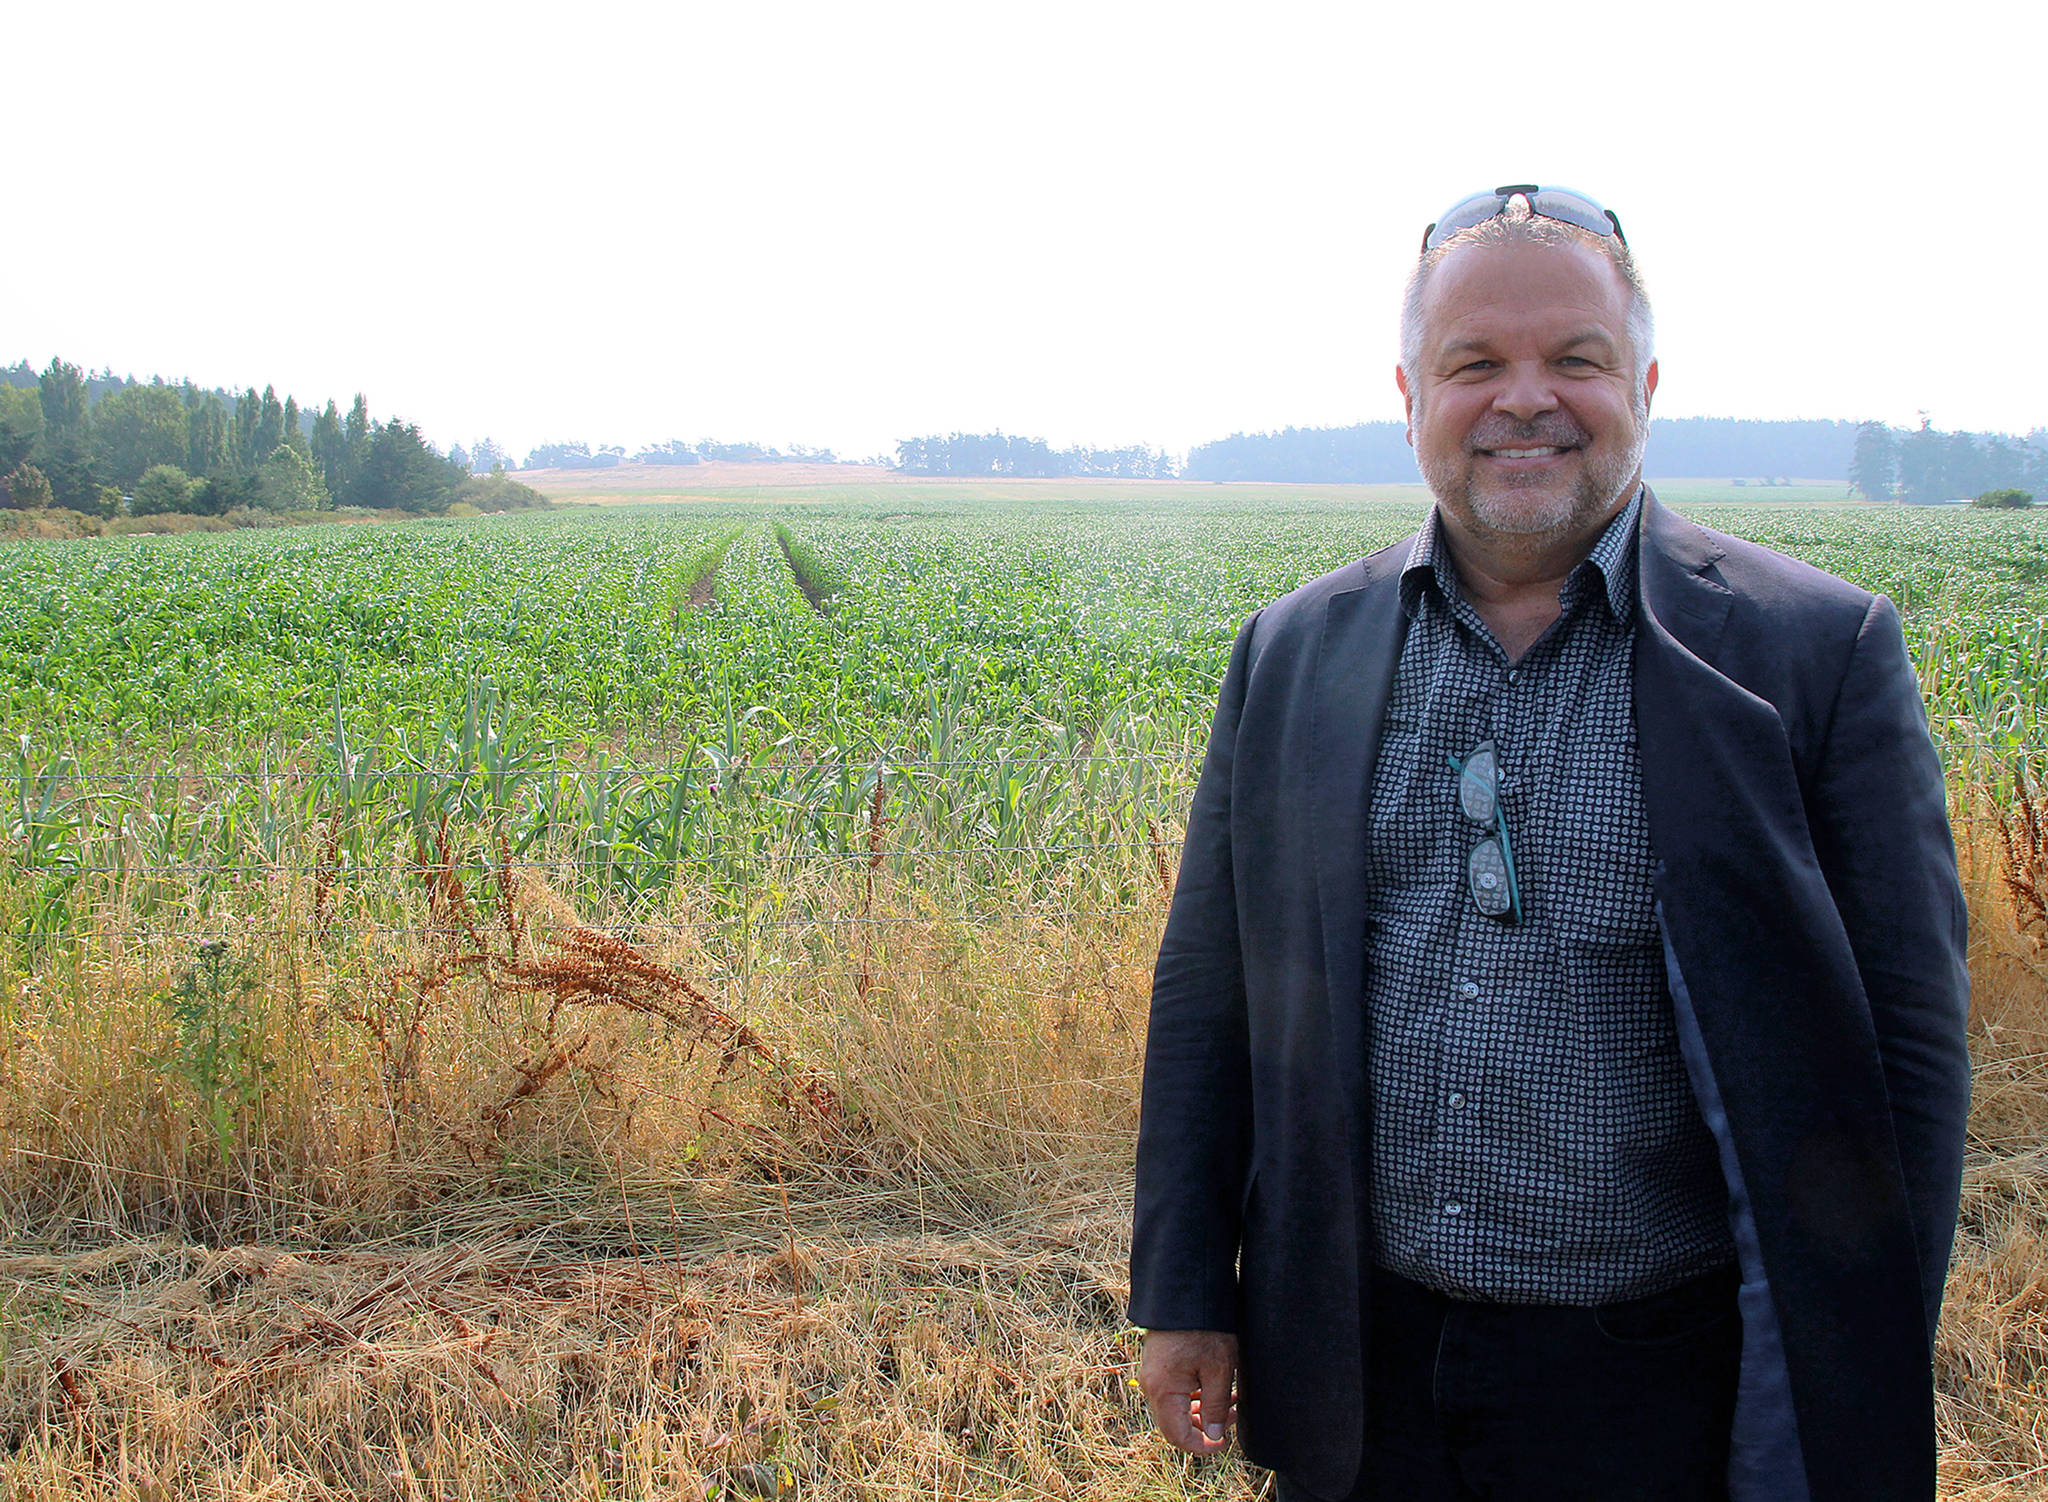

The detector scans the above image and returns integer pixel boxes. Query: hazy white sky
[11,1,2041,462]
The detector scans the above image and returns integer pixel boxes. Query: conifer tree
[343,395,372,494]
[35,360,100,507]
[0,386,42,473]
[311,400,346,494]
[350,419,461,512]
[234,389,262,470]
[37,359,89,442]
[188,396,231,477]
[1849,421,1896,501]
[254,385,285,462]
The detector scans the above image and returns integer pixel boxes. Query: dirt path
[678,526,746,613]
[775,526,832,616]
[685,564,719,609]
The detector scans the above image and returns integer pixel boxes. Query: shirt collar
[1401,486,1643,624]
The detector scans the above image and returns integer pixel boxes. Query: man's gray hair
[1399,197,1655,396]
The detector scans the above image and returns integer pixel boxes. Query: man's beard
[1420,399,1649,539]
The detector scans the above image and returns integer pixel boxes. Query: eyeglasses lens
[1468,838,1513,917]
[1450,740,1519,922]
[1422,184,1624,255]
[1423,191,1509,252]
[1523,189,1608,236]
[1457,744,1499,824]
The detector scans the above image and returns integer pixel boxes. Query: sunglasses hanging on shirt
[1447,740,1523,924]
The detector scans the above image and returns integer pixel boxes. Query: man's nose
[1491,362,1559,421]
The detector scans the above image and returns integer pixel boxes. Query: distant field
[0,489,2042,1499]
[0,486,2038,769]
[518,464,1859,509]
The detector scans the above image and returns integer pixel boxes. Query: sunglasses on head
[1421,183,1626,256]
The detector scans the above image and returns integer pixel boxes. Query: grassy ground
[0,796,2041,1500]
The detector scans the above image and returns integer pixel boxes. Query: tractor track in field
[773,524,835,616]
[678,526,745,614]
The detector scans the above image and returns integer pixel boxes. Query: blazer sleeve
[1127,609,1260,1332]
[1807,594,1972,1335]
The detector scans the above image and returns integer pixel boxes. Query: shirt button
[1506,668,1521,685]
[1456,979,1480,1001]
[1448,1092,1467,1109]
[1444,1201,1464,1217]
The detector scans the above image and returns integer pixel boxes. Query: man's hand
[1138,1329,1239,1455]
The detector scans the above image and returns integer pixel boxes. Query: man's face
[1398,238,1656,542]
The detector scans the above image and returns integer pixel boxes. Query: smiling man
[1130,187,1970,1500]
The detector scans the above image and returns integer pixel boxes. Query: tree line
[1177,418,1876,485]
[520,438,849,470]
[892,432,1176,479]
[1180,416,2046,492]
[0,360,543,520]
[1849,419,2048,504]
[11,352,2038,509]
[1181,424,1416,483]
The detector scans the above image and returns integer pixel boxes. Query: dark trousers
[1277,1264,1742,1502]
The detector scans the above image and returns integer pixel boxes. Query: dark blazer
[1129,493,1971,1502]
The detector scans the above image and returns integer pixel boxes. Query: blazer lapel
[1636,491,1734,667]
[1311,553,1409,1169]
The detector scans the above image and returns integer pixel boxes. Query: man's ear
[1643,359,1659,410]
[1396,364,1414,445]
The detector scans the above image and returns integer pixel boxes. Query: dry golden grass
[1941,801,2048,1501]
[0,812,2040,1500]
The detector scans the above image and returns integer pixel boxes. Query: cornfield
[0,489,2042,1498]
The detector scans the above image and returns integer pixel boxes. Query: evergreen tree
[253,385,286,462]
[37,359,89,443]
[311,399,346,494]
[342,395,372,494]
[188,470,255,516]
[1896,418,1946,505]
[187,396,231,477]
[233,388,262,470]
[2026,432,2048,494]
[35,359,101,508]
[349,419,461,512]
[1983,434,2030,492]
[1944,430,1987,500]
[1848,421,1896,501]
[0,386,42,473]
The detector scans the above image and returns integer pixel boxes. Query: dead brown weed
[0,813,2038,1499]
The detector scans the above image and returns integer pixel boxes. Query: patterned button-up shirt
[1363,491,1735,1304]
